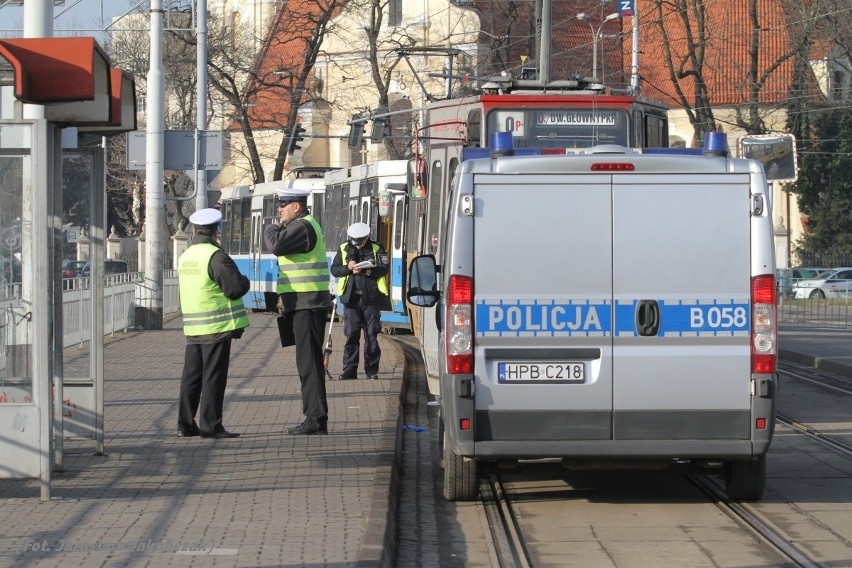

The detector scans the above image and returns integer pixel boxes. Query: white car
[792,267,852,299]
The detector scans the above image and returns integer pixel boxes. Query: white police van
[407,132,778,501]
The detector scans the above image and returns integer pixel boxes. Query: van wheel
[809,289,826,299]
[443,430,479,501]
[724,455,766,501]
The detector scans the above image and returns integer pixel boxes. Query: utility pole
[195,0,208,211]
[142,0,165,329]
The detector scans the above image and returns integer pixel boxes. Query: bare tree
[361,0,419,160]
[649,0,716,144]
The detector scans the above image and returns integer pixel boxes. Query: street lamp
[576,12,620,79]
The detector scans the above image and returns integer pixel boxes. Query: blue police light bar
[461,132,544,162]
[643,132,729,157]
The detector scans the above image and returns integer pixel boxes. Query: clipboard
[277,313,296,347]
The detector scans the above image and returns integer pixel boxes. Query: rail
[777,297,851,331]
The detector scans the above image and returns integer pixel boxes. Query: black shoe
[367,374,379,380]
[200,430,240,439]
[338,368,357,381]
[177,426,200,438]
[287,417,328,435]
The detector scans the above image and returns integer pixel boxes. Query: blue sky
[0,1,134,38]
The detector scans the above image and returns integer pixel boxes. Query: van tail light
[446,275,473,374]
[751,274,777,374]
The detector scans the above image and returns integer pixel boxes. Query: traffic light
[287,124,306,154]
[370,106,389,142]
[347,115,365,148]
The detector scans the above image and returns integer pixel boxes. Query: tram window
[263,195,277,227]
[394,198,403,250]
[427,160,443,254]
[361,201,369,224]
[646,114,667,148]
[488,108,629,148]
[228,201,240,253]
[466,109,482,148]
[448,158,459,187]
[240,199,251,254]
[221,201,232,253]
[312,194,324,227]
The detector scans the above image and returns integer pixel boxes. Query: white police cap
[189,208,222,226]
[347,222,370,239]
[276,187,311,203]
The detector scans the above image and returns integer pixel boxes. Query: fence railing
[777,297,851,330]
[0,270,180,347]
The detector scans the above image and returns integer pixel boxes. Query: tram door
[386,190,408,322]
[247,198,266,310]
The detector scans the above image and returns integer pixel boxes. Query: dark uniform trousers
[294,308,329,420]
[342,299,382,375]
[178,339,232,434]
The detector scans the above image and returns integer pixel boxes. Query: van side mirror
[407,255,439,307]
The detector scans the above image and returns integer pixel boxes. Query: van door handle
[636,300,660,336]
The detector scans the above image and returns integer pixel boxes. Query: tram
[218,178,325,312]
[321,160,411,330]
[404,80,671,344]
[218,79,671,334]
[411,83,670,261]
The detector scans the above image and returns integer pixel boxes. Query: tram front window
[487,108,630,149]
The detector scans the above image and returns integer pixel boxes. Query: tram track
[688,475,823,568]
[394,339,851,566]
[480,469,535,568]
[688,363,852,568]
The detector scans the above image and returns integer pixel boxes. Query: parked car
[62,260,86,279]
[776,267,831,297]
[79,259,130,277]
[792,267,852,299]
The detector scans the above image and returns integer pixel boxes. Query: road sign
[125,130,223,171]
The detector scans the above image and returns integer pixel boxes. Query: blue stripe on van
[615,298,751,336]
[476,299,612,337]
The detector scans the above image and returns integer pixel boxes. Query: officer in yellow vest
[263,187,333,435]
[329,222,389,381]
[177,208,250,439]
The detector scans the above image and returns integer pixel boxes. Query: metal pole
[24,0,53,503]
[538,0,551,84]
[592,29,599,79]
[144,0,165,329]
[629,14,640,94]
[93,143,106,455]
[195,0,208,211]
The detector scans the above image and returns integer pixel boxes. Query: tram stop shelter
[0,37,137,499]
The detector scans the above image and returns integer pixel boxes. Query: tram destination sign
[536,110,619,126]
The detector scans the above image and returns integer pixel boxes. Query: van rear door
[473,173,615,442]
[611,173,752,440]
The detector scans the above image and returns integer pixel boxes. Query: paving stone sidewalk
[0,312,405,568]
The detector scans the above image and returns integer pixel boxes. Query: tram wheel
[443,430,479,501]
[724,454,766,501]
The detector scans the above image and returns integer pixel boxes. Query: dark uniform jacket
[329,240,389,307]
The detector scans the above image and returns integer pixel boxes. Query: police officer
[177,208,250,439]
[329,222,389,381]
[263,187,332,435]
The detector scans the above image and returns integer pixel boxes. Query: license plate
[498,362,585,382]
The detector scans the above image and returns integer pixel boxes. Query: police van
[407,132,778,502]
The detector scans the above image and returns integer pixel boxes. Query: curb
[779,348,852,382]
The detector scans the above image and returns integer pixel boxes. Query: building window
[388,0,402,27]
[832,70,843,101]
